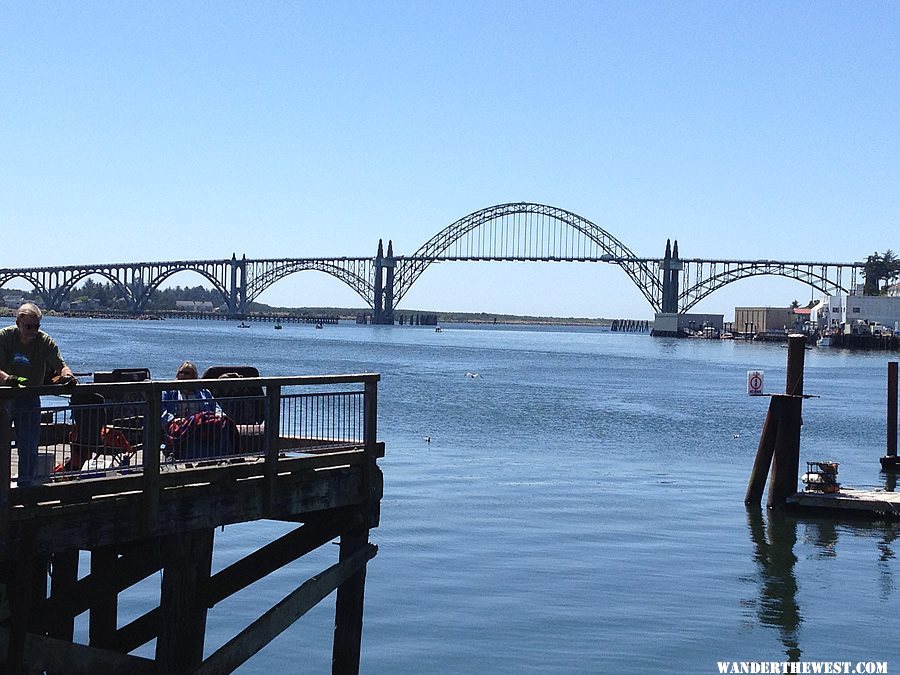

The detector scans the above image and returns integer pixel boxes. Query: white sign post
[747,370,765,396]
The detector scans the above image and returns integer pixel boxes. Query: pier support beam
[156,529,215,673]
[89,546,119,650]
[47,549,79,647]
[4,528,44,674]
[332,529,370,674]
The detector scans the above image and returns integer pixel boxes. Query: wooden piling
[745,396,781,505]
[785,334,805,397]
[156,529,215,672]
[89,546,119,650]
[746,335,806,508]
[881,361,900,471]
[766,335,806,508]
[0,404,11,543]
[887,361,897,458]
[333,529,371,674]
[6,527,42,675]
[47,550,79,646]
[767,395,803,509]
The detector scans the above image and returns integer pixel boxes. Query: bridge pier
[373,241,384,323]
[373,240,396,325]
[661,239,682,314]
[228,254,248,316]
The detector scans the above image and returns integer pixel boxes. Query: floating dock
[788,488,900,519]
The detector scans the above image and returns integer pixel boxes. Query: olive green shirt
[0,325,67,386]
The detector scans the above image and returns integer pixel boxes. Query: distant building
[70,298,101,311]
[733,307,797,336]
[175,300,215,312]
[791,306,812,331]
[3,293,26,309]
[817,293,900,332]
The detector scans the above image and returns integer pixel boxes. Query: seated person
[162,361,236,459]
[161,361,222,427]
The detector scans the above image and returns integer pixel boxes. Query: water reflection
[808,518,837,559]
[746,507,802,661]
[746,506,900,659]
[877,526,898,599]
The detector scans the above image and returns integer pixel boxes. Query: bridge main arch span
[377,202,663,322]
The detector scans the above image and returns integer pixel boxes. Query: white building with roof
[175,300,215,312]
[817,293,900,332]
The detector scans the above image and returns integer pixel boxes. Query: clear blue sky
[2,2,898,319]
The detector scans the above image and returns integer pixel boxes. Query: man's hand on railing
[4,374,28,387]
[52,373,77,386]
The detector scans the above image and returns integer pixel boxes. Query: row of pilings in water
[610,319,651,333]
[55,310,340,324]
[356,313,438,326]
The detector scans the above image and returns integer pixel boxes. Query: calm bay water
[40,317,898,673]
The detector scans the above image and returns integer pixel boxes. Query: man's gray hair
[16,303,43,320]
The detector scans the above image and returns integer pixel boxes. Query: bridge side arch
[244,260,375,308]
[679,263,857,313]
[0,270,138,312]
[47,270,138,311]
[393,202,662,310]
[0,273,53,309]
[133,266,230,313]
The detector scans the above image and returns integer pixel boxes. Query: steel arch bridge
[0,203,865,320]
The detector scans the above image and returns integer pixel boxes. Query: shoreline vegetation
[0,282,640,327]
[0,305,624,327]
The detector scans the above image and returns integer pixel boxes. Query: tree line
[863,251,900,296]
[16,280,227,311]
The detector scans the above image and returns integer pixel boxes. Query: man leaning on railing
[0,303,76,487]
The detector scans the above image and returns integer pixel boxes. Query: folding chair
[201,366,266,454]
[67,392,107,472]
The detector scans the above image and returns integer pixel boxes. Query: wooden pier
[0,372,384,673]
[57,310,342,325]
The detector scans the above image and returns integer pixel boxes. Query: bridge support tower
[228,254,249,317]
[661,239,681,314]
[373,240,396,325]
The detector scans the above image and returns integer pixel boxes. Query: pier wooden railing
[1,374,381,519]
[0,373,383,674]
